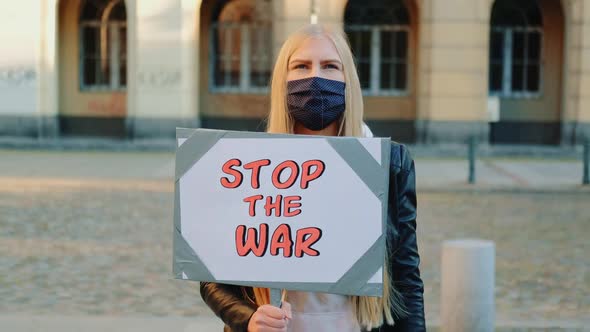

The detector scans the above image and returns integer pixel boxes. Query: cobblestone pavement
[0,150,588,328]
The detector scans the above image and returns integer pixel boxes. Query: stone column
[130,0,198,138]
[441,239,495,332]
[573,1,590,143]
[417,0,490,144]
[37,0,60,138]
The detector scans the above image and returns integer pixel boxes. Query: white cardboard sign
[173,128,391,296]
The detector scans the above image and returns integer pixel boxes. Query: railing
[466,137,590,186]
[584,139,590,185]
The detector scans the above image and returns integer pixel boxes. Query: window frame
[209,21,271,95]
[79,19,127,92]
[488,26,543,99]
[345,24,411,97]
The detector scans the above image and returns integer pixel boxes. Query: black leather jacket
[200,142,425,332]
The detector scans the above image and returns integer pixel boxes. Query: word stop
[221,159,326,189]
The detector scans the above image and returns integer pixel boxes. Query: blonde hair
[266,24,363,137]
[257,24,407,329]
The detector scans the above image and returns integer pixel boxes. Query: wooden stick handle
[270,288,282,307]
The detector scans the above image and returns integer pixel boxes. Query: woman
[201,24,425,332]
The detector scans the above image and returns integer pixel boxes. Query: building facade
[1,0,589,144]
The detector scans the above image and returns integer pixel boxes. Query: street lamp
[310,0,318,24]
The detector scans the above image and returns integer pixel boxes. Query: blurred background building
[1,0,589,145]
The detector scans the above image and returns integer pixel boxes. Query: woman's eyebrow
[289,59,311,64]
[289,59,342,65]
[320,59,342,65]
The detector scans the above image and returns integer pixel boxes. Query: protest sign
[173,128,391,296]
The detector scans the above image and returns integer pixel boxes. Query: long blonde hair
[256,24,407,329]
[266,24,363,137]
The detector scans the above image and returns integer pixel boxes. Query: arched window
[79,0,127,90]
[211,0,272,93]
[344,0,410,96]
[489,0,542,96]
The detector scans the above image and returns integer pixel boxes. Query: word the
[243,195,301,217]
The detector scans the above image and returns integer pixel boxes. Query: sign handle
[270,288,283,307]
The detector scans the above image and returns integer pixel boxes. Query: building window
[211,0,272,93]
[489,0,542,97]
[79,0,127,91]
[344,0,410,96]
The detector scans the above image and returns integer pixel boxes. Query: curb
[417,185,590,194]
[0,315,586,331]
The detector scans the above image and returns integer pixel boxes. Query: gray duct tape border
[175,128,298,182]
[173,182,215,280]
[173,128,391,296]
[326,139,386,199]
[381,138,392,243]
[329,235,385,293]
[212,281,383,296]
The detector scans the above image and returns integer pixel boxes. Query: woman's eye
[324,63,339,70]
[294,64,307,70]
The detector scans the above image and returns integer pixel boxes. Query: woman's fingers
[281,301,292,320]
[250,316,286,332]
[249,304,290,331]
[259,318,287,329]
[259,304,287,320]
[257,326,286,332]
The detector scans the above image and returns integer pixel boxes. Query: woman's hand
[247,302,292,332]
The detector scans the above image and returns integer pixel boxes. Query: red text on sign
[235,223,322,257]
[242,195,302,217]
[221,159,325,189]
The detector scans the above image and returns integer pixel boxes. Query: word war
[236,223,322,258]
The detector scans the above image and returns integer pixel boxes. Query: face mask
[286,77,346,131]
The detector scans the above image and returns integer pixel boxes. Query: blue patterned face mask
[286,77,346,131]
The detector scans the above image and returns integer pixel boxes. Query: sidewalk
[415,158,588,192]
[0,315,223,332]
[1,315,586,332]
[0,136,585,158]
[0,149,587,192]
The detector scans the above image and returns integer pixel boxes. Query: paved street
[1,149,588,331]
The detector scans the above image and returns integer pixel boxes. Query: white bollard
[441,239,495,332]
